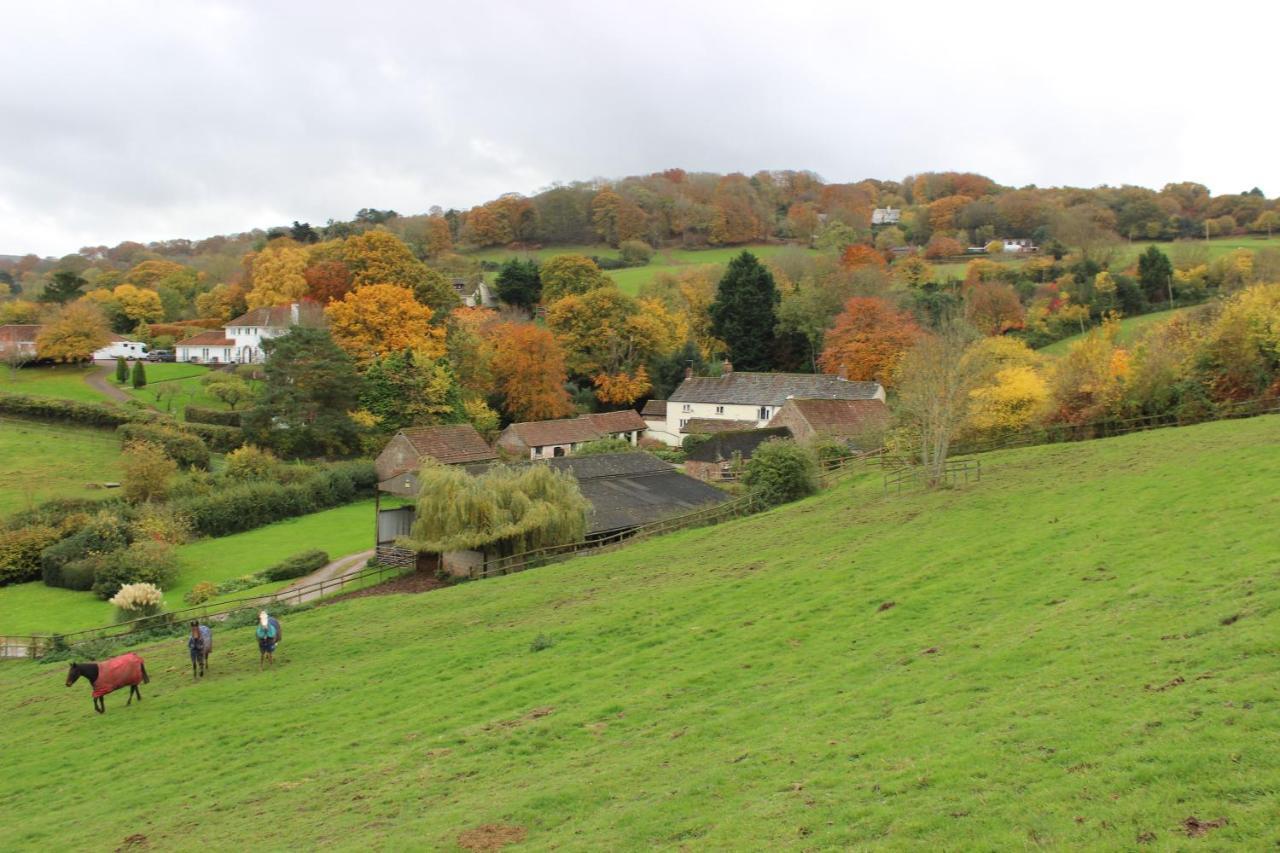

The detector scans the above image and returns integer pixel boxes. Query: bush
[0,392,134,428]
[91,540,178,600]
[184,406,242,427]
[573,437,636,456]
[649,447,685,464]
[681,433,712,453]
[130,360,147,389]
[618,240,654,266]
[182,422,245,453]
[184,581,217,606]
[0,525,61,585]
[40,510,131,588]
[223,444,281,481]
[110,582,165,623]
[59,555,104,591]
[128,504,193,544]
[262,549,329,582]
[742,439,819,508]
[121,440,178,504]
[117,422,211,469]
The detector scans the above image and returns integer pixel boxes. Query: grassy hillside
[1040,306,1193,356]
[0,499,379,634]
[2,417,1278,849]
[0,364,113,404]
[0,418,122,515]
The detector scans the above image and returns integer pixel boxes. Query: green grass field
[112,363,250,420]
[1040,306,1194,356]
[0,500,378,635]
[0,364,113,404]
[2,416,1277,848]
[0,419,122,516]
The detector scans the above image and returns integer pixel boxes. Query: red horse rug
[94,652,146,699]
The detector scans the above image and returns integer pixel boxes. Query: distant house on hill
[175,301,323,364]
[654,362,884,445]
[455,278,500,309]
[375,450,729,576]
[684,427,791,482]
[871,208,901,226]
[496,410,647,459]
[0,324,147,362]
[767,397,890,448]
[1001,238,1037,254]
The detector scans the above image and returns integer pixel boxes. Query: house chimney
[838,364,848,381]
[721,359,733,375]
[684,364,693,380]
[290,302,299,325]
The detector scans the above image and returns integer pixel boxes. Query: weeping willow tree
[399,461,589,557]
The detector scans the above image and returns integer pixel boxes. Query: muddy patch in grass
[1145,676,1185,692]
[457,823,527,850]
[1181,816,1227,837]
[116,834,148,851]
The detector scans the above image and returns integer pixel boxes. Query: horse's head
[190,621,200,637]
[65,663,80,687]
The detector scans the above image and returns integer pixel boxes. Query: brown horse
[188,621,212,679]
[66,652,150,714]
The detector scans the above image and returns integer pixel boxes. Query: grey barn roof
[668,372,882,407]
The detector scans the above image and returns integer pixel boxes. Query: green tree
[742,439,819,507]
[131,360,147,389]
[709,251,779,371]
[39,270,86,304]
[243,326,361,457]
[540,255,611,302]
[115,355,128,384]
[494,259,542,311]
[1137,245,1174,304]
[358,351,466,433]
[207,376,254,410]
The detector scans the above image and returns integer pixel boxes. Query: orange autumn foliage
[818,297,923,387]
[839,244,887,271]
[490,322,575,421]
[593,366,651,406]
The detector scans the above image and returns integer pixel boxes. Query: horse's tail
[140,661,150,684]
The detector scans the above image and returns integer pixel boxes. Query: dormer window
[682,404,692,413]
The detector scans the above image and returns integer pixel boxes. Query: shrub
[0,391,134,428]
[742,439,819,508]
[681,433,712,453]
[808,436,851,464]
[182,422,245,453]
[649,447,685,464]
[184,581,218,606]
[213,574,268,596]
[40,510,131,588]
[572,437,635,456]
[223,444,281,481]
[262,550,329,582]
[130,360,147,389]
[184,406,242,427]
[529,633,557,652]
[91,540,178,600]
[117,422,210,469]
[128,504,193,544]
[0,525,61,585]
[115,356,128,383]
[618,240,654,266]
[59,555,104,591]
[121,440,178,503]
[110,582,165,622]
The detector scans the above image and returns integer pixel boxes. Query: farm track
[279,549,377,604]
[85,362,130,404]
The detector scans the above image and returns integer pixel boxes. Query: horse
[188,621,213,679]
[66,652,150,714]
[256,611,281,670]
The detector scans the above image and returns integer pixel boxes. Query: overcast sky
[2,0,1277,256]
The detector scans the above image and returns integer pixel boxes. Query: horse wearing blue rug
[188,621,213,679]
[255,611,281,670]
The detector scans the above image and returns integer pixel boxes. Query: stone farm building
[649,363,885,445]
[767,397,890,448]
[496,410,647,459]
[175,302,323,364]
[684,426,792,482]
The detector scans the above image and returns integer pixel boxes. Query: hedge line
[117,422,211,469]
[172,460,377,537]
[0,392,135,428]
[184,406,242,427]
[181,421,245,452]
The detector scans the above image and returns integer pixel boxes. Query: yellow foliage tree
[324,284,445,364]
[966,365,1049,435]
[246,243,309,308]
[894,256,934,288]
[113,284,165,324]
[0,299,41,324]
[35,302,111,362]
[343,229,427,290]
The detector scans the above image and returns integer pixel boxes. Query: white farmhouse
[650,362,886,446]
[176,302,322,364]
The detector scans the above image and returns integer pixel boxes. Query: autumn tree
[243,327,361,457]
[424,216,453,257]
[35,302,110,362]
[894,256,934,288]
[448,306,499,400]
[818,297,923,386]
[709,251,779,371]
[358,350,466,433]
[325,284,446,364]
[121,441,177,504]
[591,188,648,246]
[246,243,309,308]
[923,235,965,259]
[964,282,1025,335]
[539,255,611,302]
[494,259,541,311]
[963,337,1049,439]
[840,244,887,271]
[343,229,429,291]
[489,322,574,421]
[122,260,189,289]
[303,260,353,304]
[112,284,165,325]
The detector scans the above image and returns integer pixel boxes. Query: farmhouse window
[682,404,692,413]
[715,406,724,414]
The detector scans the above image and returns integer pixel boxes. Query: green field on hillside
[0,500,378,634]
[0,419,122,516]
[0,364,112,404]
[1040,306,1195,356]
[3,416,1277,849]
[118,363,249,419]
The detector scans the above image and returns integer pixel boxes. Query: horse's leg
[135,683,142,702]
[127,686,133,705]
[95,696,104,714]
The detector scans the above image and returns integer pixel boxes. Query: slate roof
[175,330,234,347]
[504,410,645,448]
[541,452,730,535]
[681,418,759,434]
[226,301,324,329]
[641,399,667,418]
[685,428,792,463]
[668,372,882,407]
[400,424,497,465]
[774,398,890,438]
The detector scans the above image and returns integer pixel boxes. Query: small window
[682,404,692,413]
[758,406,770,420]
[533,446,543,457]
[679,418,688,429]
[715,406,724,415]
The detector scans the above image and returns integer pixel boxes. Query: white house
[871,208,901,226]
[651,362,885,446]
[176,302,322,364]
[1002,238,1037,254]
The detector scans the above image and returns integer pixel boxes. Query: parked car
[147,349,175,362]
